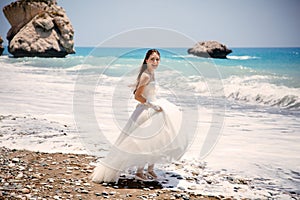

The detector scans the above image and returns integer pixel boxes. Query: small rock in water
[178,186,186,191]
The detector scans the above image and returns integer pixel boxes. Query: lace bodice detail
[142,81,157,101]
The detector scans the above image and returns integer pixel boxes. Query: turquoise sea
[4,47,299,110]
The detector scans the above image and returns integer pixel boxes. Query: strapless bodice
[142,81,157,101]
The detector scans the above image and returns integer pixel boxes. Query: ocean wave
[227,55,259,60]
[90,73,300,111]
[186,75,300,110]
[224,75,300,110]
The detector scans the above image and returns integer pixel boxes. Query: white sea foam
[227,55,259,60]
[171,54,198,58]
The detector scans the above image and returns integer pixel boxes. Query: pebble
[80,189,89,194]
[21,188,30,194]
[187,185,197,190]
[12,158,20,163]
[16,172,24,179]
[8,163,15,167]
[75,182,81,186]
[48,178,55,183]
[53,195,61,200]
[175,193,181,198]
[83,183,90,187]
[44,184,53,189]
[25,185,31,189]
[95,192,101,196]
[126,193,132,197]
[148,193,158,197]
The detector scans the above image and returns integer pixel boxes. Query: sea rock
[3,0,75,57]
[0,36,4,56]
[187,40,232,59]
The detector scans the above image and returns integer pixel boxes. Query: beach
[0,47,300,199]
[0,140,296,200]
[0,147,223,200]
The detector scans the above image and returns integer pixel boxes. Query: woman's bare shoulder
[139,72,151,85]
[141,72,151,79]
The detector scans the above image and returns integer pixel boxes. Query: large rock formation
[0,36,4,56]
[3,0,75,57]
[188,41,232,59]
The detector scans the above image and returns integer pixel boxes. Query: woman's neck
[145,68,154,75]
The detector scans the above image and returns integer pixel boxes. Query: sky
[0,0,300,47]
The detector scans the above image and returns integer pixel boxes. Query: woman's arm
[134,73,162,112]
[134,73,150,104]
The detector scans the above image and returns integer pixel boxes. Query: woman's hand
[145,101,162,112]
[152,104,163,112]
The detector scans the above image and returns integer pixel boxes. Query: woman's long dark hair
[133,49,160,94]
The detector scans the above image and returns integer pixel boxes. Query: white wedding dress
[90,81,188,183]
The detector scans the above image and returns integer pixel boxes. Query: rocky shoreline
[0,147,223,200]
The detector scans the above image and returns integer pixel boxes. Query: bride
[90,49,188,182]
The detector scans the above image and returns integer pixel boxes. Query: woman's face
[146,52,160,71]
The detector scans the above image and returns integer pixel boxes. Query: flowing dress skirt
[90,98,187,183]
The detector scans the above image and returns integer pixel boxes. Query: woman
[90,49,187,183]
